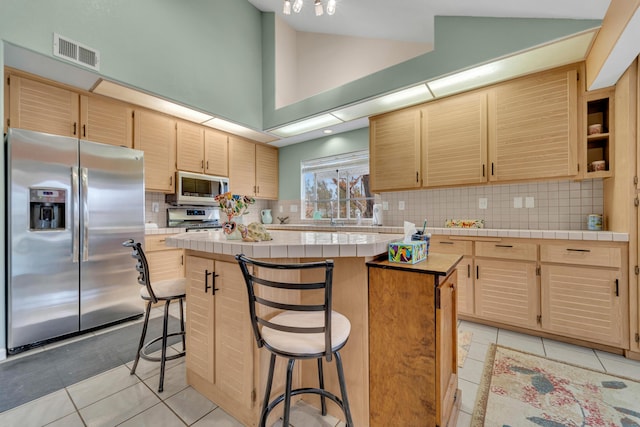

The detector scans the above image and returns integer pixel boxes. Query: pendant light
[284,0,337,16]
[326,0,336,15]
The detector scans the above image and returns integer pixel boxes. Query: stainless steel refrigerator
[6,128,145,353]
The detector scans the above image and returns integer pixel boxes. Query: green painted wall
[1,0,264,129]
[262,16,601,129]
[278,127,370,200]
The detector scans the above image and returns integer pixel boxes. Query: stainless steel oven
[166,171,229,206]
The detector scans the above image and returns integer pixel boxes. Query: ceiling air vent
[53,33,100,71]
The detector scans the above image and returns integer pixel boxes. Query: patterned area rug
[473,344,640,427]
[458,330,473,368]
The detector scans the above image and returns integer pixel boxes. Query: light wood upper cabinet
[255,144,279,199]
[204,129,229,177]
[229,137,278,199]
[369,108,422,192]
[488,67,579,181]
[229,136,256,196]
[134,110,176,193]
[80,95,133,148]
[583,88,614,178]
[176,124,230,177]
[176,121,205,173]
[9,74,79,137]
[422,91,488,187]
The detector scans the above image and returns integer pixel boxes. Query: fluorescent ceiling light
[93,80,214,123]
[270,114,343,137]
[92,79,277,143]
[427,30,597,97]
[332,84,432,121]
[202,118,277,143]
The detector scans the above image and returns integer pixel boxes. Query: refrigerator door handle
[81,167,89,262]
[72,167,80,263]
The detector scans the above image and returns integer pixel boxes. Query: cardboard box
[388,241,427,264]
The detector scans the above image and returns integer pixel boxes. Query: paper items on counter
[403,221,415,243]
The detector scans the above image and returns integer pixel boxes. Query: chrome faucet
[329,201,344,226]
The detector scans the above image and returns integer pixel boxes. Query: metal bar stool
[236,254,353,427]
[123,239,186,392]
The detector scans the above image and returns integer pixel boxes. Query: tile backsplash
[144,192,270,227]
[271,179,604,231]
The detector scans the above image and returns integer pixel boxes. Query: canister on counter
[587,214,603,231]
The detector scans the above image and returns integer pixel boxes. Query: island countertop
[165,230,404,258]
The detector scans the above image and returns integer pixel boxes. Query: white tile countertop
[265,224,629,242]
[164,230,404,258]
[150,224,628,242]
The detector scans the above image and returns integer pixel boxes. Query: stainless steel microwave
[166,171,229,206]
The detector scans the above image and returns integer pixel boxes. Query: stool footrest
[139,332,186,362]
[262,387,346,425]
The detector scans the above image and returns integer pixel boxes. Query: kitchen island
[166,230,404,426]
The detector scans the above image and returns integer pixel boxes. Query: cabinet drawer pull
[439,241,454,245]
[566,248,590,252]
[495,244,513,248]
[476,265,479,279]
[158,239,166,243]
[615,278,619,297]
[482,164,485,177]
[467,264,470,278]
[205,270,212,293]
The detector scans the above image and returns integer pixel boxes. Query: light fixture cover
[315,0,323,16]
[292,0,303,13]
[326,0,336,15]
[283,0,291,15]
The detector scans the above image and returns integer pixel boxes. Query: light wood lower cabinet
[368,262,459,427]
[474,258,539,330]
[145,235,184,282]
[430,237,474,315]
[185,256,255,426]
[451,237,630,351]
[540,241,628,349]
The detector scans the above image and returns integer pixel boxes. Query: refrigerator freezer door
[7,129,80,350]
[79,141,144,330]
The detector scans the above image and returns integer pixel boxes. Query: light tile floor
[2,311,640,426]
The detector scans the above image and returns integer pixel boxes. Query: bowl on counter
[588,123,603,135]
[590,160,606,172]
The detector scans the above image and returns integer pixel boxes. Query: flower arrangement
[214,192,255,237]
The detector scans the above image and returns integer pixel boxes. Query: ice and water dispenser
[29,188,66,230]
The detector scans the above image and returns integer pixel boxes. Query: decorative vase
[223,219,243,240]
[261,209,273,224]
